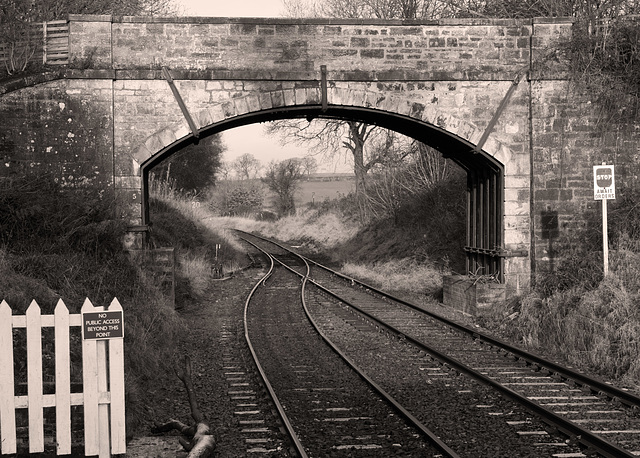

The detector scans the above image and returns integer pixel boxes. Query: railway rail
[241,237,454,456]
[238,230,640,458]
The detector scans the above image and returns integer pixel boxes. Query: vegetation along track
[238,230,640,458]
[241,235,456,457]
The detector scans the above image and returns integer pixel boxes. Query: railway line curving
[237,230,640,458]
[242,237,452,456]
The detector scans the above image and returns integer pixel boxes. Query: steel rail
[300,275,635,458]
[235,231,639,458]
[240,238,309,458]
[240,234,462,458]
[296,272,461,458]
[304,259,640,408]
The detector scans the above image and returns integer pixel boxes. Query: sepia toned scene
[1,0,640,456]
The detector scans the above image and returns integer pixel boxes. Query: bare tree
[404,142,457,191]
[362,142,463,223]
[298,156,319,179]
[232,153,262,180]
[282,0,640,21]
[262,159,304,216]
[282,0,455,19]
[216,160,233,181]
[266,119,413,196]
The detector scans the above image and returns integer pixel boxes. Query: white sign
[593,165,615,200]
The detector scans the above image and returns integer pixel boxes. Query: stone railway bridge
[1,15,638,299]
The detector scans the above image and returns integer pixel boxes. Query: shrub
[483,185,640,384]
[567,17,640,126]
[203,180,265,217]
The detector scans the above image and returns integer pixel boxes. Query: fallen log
[151,356,216,458]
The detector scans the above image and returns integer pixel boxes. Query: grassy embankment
[0,177,173,436]
[0,176,246,438]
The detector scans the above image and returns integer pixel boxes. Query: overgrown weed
[342,259,447,298]
[482,205,640,386]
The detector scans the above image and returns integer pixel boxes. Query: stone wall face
[2,15,638,294]
[0,78,114,190]
[531,80,640,275]
[101,17,531,79]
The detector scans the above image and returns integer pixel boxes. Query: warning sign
[82,310,124,340]
[594,165,615,200]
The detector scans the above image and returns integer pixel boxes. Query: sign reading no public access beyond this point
[82,310,124,340]
[594,165,615,200]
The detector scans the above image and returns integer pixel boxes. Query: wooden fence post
[82,298,101,456]
[108,298,127,454]
[0,300,17,455]
[55,299,72,455]
[26,301,44,453]
[81,298,127,457]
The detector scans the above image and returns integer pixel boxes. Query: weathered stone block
[443,275,506,315]
[360,49,384,58]
[233,97,250,115]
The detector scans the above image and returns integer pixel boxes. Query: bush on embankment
[480,188,640,386]
[0,174,181,436]
[148,182,250,294]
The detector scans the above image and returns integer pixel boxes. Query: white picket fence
[0,298,125,456]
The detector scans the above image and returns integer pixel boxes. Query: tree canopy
[152,134,225,195]
[262,159,304,216]
[232,153,263,180]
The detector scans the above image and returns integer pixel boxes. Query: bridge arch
[127,86,526,287]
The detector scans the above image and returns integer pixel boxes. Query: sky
[174,0,352,173]
[180,0,287,17]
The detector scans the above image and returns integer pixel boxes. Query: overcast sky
[180,0,287,17]
[173,0,351,173]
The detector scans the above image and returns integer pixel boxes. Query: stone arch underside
[124,87,528,290]
[132,86,512,171]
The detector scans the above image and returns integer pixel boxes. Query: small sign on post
[82,310,124,340]
[593,164,615,276]
[594,164,615,200]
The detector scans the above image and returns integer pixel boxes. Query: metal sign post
[593,164,615,276]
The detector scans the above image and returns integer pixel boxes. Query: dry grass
[0,175,185,436]
[207,208,359,252]
[176,250,212,296]
[483,241,640,387]
[342,259,447,298]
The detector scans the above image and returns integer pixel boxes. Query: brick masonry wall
[443,275,506,315]
[531,80,640,275]
[99,16,532,79]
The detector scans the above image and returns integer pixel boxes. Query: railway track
[238,230,640,458]
[242,238,452,456]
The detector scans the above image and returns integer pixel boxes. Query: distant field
[263,176,355,210]
[296,178,355,205]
